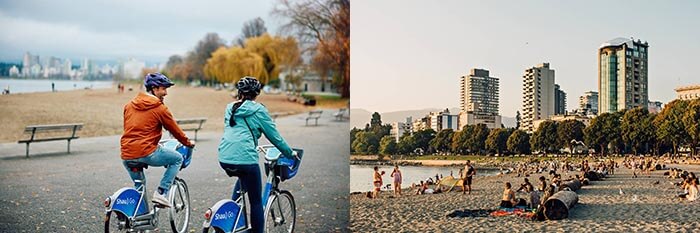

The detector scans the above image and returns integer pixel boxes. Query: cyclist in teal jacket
[218,76,293,233]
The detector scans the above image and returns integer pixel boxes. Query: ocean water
[350,165,498,192]
[0,79,114,94]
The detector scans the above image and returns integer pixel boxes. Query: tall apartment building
[520,63,555,133]
[554,84,567,115]
[458,68,501,129]
[578,91,599,116]
[598,37,649,113]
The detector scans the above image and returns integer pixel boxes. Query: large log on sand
[560,179,582,191]
[543,191,578,220]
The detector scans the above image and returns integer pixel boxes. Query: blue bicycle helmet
[144,73,174,90]
[236,76,261,95]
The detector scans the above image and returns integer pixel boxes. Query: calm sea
[0,79,114,94]
[350,165,499,193]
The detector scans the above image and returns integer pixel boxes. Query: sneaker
[152,190,171,208]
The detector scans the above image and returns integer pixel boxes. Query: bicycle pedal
[153,202,170,208]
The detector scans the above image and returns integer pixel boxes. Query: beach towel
[446,209,494,218]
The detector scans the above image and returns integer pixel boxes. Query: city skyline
[0,0,281,64]
[351,0,700,117]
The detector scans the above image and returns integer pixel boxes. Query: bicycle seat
[125,161,149,171]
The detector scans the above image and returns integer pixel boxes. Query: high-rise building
[520,63,555,133]
[578,91,599,116]
[598,37,649,113]
[458,68,501,129]
[554,84,567,115]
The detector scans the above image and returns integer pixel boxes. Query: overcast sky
[351,0,700,117]
[0,0,280,64]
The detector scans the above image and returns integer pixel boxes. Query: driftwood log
[585,171,605,181]
[543,190,578,220]
[581,178,590,186]
[560,179,582,192]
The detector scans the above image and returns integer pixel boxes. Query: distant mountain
[351,108,516,129]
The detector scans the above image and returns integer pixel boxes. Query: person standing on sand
[373,166,384,198]
[120,73,195,207]
[462,160,476,194]
[390,165,402,196]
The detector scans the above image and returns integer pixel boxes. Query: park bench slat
[18,123,83,157]
[173,118,207,141]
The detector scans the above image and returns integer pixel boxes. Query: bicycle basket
[278,148,303,181]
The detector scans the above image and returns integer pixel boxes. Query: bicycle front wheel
[169,178,191,233]
[264,190,296,233]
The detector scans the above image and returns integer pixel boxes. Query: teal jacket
[218,100,293,165]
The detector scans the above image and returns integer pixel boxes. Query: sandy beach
[0,86,348,143]
[350,162,700,232]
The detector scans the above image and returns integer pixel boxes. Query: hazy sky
[0,0,281,64]
[351,0,700,117]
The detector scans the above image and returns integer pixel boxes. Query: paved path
[0,110,349,232]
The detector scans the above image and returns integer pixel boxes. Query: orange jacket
[120,92,192,160]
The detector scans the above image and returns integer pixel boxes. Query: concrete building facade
[675,84,700,100]
[578,91,599,116]
[459,68,501,129]
[520,63,555,133]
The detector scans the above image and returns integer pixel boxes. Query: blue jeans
[220,162,263,233]
[123,145,183,194]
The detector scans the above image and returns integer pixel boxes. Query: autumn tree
[244,34,302,84]
[204,46,266,85]
[273,0,350,97]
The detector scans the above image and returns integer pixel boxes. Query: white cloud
[0,10,185,61]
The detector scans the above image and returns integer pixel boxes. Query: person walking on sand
[373,166,384,198]
[462,160,476,194]
[390,165,402,196]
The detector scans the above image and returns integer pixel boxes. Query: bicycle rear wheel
[104,211,129,232]
[169,178,191,233]
[264,190,296,233]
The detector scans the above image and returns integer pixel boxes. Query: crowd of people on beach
[668,168,698,202]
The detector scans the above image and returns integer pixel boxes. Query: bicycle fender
[109,187,148,217]
[206,199,246,233]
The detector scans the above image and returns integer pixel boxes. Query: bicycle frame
[105,180,165,231]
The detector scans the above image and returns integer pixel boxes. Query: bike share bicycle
[104,139,193,233]
[202,145,303,233]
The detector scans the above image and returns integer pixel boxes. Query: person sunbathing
[500,182,517,208]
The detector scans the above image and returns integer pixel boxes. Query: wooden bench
[334,108,349,121]
[17,123,83,157]
[270,112,290,122]
[305,110,323,126]
[175,118,207,141]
